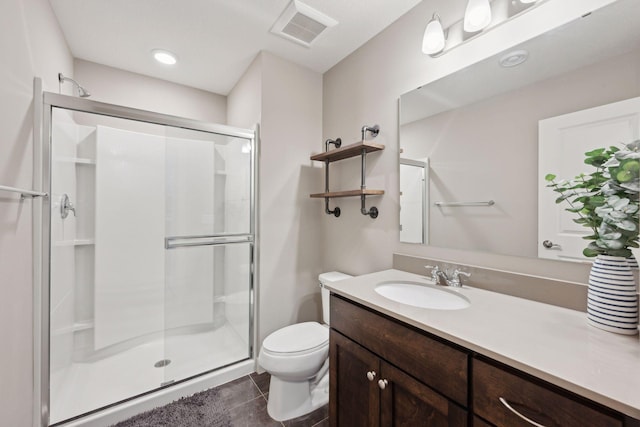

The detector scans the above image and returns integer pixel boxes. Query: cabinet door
[330,330,380,427]
[379,361,468,427]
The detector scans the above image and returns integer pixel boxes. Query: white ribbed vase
[587,255,639,335]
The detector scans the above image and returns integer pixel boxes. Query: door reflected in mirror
[398,0,640,261]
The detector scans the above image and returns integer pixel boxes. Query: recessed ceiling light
[152,49,177,65]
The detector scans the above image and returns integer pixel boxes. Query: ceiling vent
[271,0,338,47]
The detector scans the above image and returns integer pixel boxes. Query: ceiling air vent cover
[271,0,338,47]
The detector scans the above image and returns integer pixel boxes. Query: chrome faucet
[425,265,470,287]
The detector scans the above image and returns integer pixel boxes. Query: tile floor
[225,372,329,427]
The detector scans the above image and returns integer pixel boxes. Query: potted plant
[545,140,640,335]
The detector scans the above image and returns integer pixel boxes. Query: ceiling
[49,0,422,95]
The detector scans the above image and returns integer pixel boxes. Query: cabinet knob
[366,371,376,381]
[378,379,388,390]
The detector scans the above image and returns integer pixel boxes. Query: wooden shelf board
[310,189,385,198]
[310,140,385,163]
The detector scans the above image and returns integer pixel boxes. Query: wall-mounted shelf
[310,189,384,198]
[310,125,384,218]
[310,140,384,163]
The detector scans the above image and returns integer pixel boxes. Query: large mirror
[399,0,640,261]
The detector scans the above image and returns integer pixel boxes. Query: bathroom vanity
[327,270,640,426]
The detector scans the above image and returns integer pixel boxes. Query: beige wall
[227,55,262,129]
[74,59,227,123]
[0,0,73,425]
[322,0,619,282]
[401,48,640,258]
[229,52,325,351]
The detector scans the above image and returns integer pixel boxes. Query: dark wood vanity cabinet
[330,295,468,426]
[330,330,467,426]
[329,294,639,427]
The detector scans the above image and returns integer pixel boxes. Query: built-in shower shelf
[72,321,94,332]
[55,156,96,165]
[54,239,95,247]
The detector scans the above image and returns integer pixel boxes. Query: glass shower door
[45,96,256,424]
[163,129,254,384]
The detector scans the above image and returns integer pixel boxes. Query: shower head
[58,73,91,98]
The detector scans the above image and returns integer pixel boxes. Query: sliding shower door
[163,129,253,384]
[45,95,255,425]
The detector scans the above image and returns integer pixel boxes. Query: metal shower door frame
[34,89,258,427]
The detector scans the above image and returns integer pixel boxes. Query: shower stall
[38,91,256,425]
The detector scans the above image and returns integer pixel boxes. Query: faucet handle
[449,269,470,287]
[424,265,440,282]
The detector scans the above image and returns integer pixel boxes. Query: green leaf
[585,148,606,157]
[545,174,557,181]
[582,247,601,257]
[555,196,569,204]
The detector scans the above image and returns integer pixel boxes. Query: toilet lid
[263,322,329,354]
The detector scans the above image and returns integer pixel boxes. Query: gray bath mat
[113,387,232,427]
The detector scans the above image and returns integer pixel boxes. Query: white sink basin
[374,281,470,310]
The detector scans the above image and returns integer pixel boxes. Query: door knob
[542,240,560,249]
[366,371,376,381]
[378,379,388,390]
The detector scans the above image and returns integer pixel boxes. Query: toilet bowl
[258,271,352,422]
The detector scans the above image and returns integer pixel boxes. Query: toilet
[258,271,352,421]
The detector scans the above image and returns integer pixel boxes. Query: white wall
[0,0,73,425]
[74,59,227,124]
[322,0,620,282]
[227,52,324,353]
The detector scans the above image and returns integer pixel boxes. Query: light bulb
[464,0,492,33]
[422,14,446,55]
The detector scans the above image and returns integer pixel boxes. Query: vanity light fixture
[422,0,547,57]
[422,13,446,55]
[463,0,492,33]
[152,49,177,65]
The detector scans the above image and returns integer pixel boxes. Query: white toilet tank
[319,272,352,325]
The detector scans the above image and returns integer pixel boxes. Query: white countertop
[326,269,640,419]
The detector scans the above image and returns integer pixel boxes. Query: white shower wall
[50,117,95,377]
[93,126,166,349]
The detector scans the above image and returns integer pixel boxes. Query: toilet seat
[262,322,328,355]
